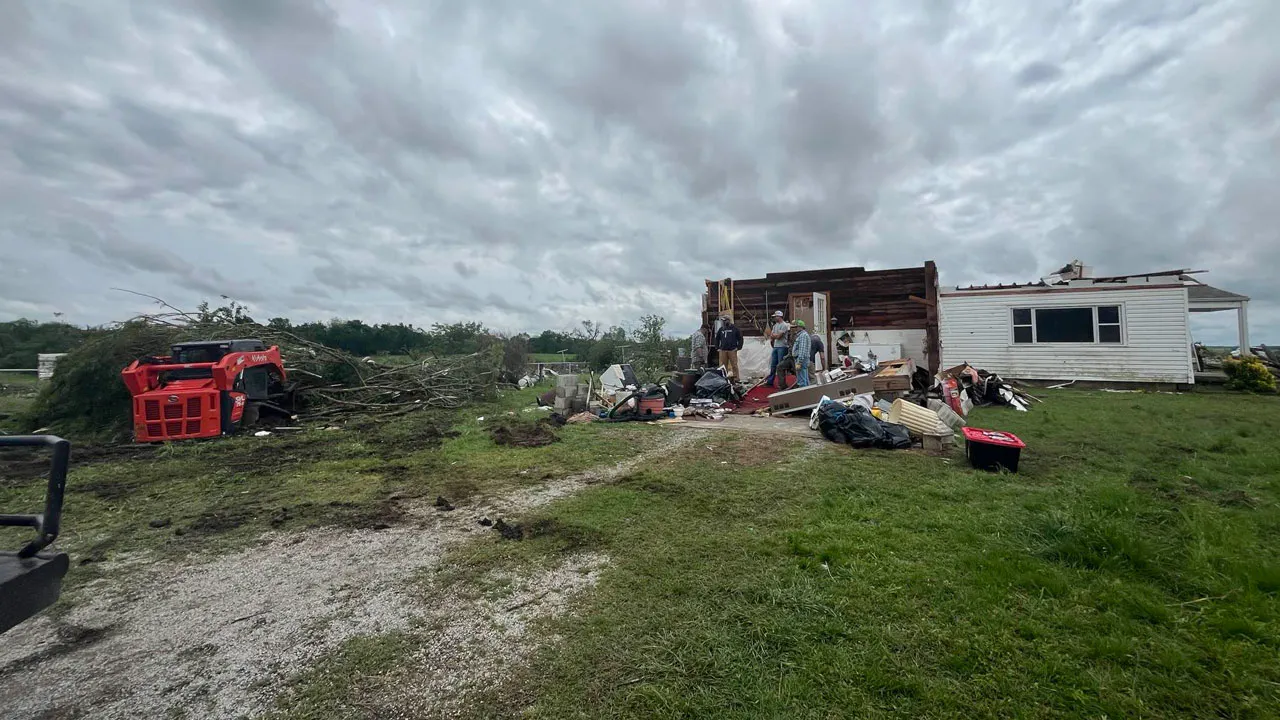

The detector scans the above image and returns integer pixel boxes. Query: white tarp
[736,337,775,378]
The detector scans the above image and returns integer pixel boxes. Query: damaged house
[703,262,941,376]
[938,263,1251,385]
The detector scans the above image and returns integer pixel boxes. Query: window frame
[1009,304,1126,346]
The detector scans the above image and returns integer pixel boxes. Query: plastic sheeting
[736,337,775,378]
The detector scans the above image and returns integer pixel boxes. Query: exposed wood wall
[704,262,940,373]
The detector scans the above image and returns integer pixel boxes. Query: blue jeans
[764,346,787,386]
[794,362,810,388]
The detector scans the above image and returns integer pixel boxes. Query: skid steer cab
[121,339,294,442]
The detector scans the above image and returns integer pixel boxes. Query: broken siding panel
[939,286,1193,383]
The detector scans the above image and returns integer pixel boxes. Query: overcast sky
[1,1,1276,343]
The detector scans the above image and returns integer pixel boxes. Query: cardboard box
[873,359,916,393]
[768,374,875,415]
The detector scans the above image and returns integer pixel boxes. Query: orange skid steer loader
[121,339,295,442]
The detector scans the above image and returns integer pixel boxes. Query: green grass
[529,353,578,362]
[0,373,39,431]
[9,385,1280,717]
[279,389,1280,718]
[0,385,651,602]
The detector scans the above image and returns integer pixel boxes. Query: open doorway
[788,292,831,368]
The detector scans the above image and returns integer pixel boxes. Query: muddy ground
[0,443,156,488]
[0,430,696,719]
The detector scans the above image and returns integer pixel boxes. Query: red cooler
[962,427,1026,473]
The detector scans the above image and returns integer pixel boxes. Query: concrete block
[556,374,579,388]
[555,385,578,400]
[554,397,572,411]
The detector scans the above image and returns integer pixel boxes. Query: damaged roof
[953,268,1206,292]
[1187,284,1250,302]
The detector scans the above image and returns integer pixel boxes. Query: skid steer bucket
[1,435,71,634]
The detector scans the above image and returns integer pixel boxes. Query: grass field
[5,387,1279,717]
[0,372,39,432]
[0,389,651,597]
[530,353,579,362]
[281,389,1280,718]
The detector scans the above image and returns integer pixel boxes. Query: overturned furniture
[1,435,70,634]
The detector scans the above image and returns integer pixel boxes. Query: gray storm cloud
[0,0,1276,342]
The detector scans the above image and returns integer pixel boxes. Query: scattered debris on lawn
[936,363,1040,413]
[581,359,1033,459]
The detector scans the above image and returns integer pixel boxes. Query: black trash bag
[817,404,912,450]
[815,403,852,444]
[694,370,732,400]
[818,404,887,448]
[879,421,913,450]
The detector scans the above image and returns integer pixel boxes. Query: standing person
[690,325,708,370]
[714,314,744,380]
[810,328,826,371]
[762,310,791,388]
[791,320,812,388]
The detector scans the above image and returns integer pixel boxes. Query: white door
[812,292,829,368]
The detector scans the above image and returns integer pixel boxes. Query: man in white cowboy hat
[762,310,791,389]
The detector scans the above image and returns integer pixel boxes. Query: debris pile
[25,302,513,438]
[935,364,1040,414]
[575,357,1038,464]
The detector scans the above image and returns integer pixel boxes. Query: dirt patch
[0,443,155,488]
[187,508,256,535]
[716,435,784,467]
[1218,489,1260,509]
[371,462,413,483]
[489,417,561,448]
[0,429,699,719]
[1128,470,1260,509]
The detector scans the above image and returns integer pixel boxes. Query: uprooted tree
[23,299,528,440]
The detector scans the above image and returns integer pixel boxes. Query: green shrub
[23,321,181,440]
[1222,355,1277,393]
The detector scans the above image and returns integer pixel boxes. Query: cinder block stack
[554,374,585,412]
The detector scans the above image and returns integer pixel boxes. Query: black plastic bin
[962,427,1026,472]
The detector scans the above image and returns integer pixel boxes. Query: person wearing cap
[791,319,812,387]
[763,310,791,388]
[713,314,744,380]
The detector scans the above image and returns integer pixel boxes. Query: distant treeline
[2,315,683,373]
[0,319,95,369]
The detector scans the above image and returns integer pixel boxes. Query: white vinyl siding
[939,286,1193,383]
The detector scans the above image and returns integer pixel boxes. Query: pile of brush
[24,298,516,439]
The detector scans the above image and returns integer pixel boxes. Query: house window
[1012,309,1033,344]
[1011,305,1123,344]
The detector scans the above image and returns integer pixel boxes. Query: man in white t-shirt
[762,310,791,389]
